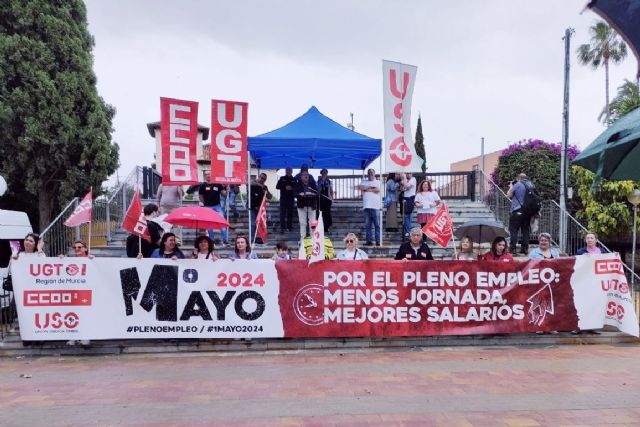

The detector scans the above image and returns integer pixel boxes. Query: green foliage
[572,166,638,240]
[0,0,119,230]
[414,115,426,172]
[600,79,640,124]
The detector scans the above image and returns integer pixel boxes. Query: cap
[310,220,318,228]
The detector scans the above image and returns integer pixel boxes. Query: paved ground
[1,344,640,426]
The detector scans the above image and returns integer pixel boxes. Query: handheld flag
[255,194,268,243]
[422,203,453,248]
[122,190,151,241]
[308,213,325,265]
[64,188,93,227]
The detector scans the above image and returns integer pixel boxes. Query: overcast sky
[84,0,638,181]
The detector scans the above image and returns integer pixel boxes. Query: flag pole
[138,235,142,257]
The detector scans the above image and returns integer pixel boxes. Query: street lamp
[628,189,640,285]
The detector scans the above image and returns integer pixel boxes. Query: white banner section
[382,60,422,173]
[12,258,284,340]
[571,252,639,337]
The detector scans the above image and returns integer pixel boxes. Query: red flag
[422,203,453,248]
[121,190,151,241]
[64,188,93,227]
[255,194,268,243]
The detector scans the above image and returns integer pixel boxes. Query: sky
[84,0,639,182]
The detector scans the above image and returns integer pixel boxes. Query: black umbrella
[587,0,640,77]
[454,219,509,244]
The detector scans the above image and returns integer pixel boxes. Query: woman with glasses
[528,232,560,259]
[336,233,368,260]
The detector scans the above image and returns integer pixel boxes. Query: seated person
[479,236,513,262]
[453,235,476,261]
[336,233,368,260]
[302,220,334,260]
[394,227,433,261]
[528,232,560,259]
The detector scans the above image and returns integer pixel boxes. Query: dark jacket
[294,179,318,209]
[250,181,272,210]
[394,242,433,260]
[276,175,296,202]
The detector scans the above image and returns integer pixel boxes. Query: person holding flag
[301,216,334,262]
[63,188,93,253]
[122,190,163,258]
[255,192,269,244]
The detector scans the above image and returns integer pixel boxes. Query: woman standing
[12,233,45,260]
[414,179,441,229]
[576,232,604,255]
[528,232,560,259]
[336,233,369,260]
[317,169,334,233]
[480,236,513,261]
[232,235,258,260]
[191,235,219,261]
[453,236,477,261]
[384,173,401,232]
[150,233,185,259]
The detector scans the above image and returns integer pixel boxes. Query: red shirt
[479,251,513,262]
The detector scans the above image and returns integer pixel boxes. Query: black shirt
[394,241,434,261]
[250,181,272,210]
[294,179,318,209]
[276,175,296,201]
[139,220,163,258]
[199,183,225,206]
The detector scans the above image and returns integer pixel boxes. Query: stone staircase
[90,199,501,259]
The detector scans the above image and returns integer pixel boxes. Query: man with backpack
[507,173,540,255]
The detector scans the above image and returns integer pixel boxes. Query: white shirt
[403,177,416,198]
[361,179,381,210]
[337,248,368,260]
[414,191,441,214]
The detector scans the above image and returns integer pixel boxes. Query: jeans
[364,208,380,243]
[509,210,530,253]
[228,191,238,217]
[402,196,415,236]
[206,204,228,243]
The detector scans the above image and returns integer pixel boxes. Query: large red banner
[277,259,579,337]
[210,100,248,184]
[160,97,199,185]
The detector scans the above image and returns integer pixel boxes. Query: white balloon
[0,175,6,197]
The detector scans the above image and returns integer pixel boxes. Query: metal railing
[329,171,476,201]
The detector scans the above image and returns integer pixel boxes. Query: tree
[414,114,426,172]
[0,1,119,231]
[599,79,640,124]
[572,165,638,242]
[492,139,580,203]
[576,20,628,124]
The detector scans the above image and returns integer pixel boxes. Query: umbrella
[572,107,640,182]
[454,219,509,244]
[164,206,229,229]
[587,0,640,76]
[150,214,173,233]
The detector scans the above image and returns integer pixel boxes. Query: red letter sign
[160,97,199,185]
[210,100,248,184]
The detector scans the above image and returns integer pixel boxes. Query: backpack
[520,181,541,217]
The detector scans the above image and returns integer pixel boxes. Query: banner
[160,97,199,185]
[64,188,92,227]
[382,60,423,173]
[121,190,151,241]
[10,254,638,340]
[210,100,248,185]
[422,204,453,248]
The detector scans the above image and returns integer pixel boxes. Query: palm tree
[577,21,628,124]
[599,79,640,124]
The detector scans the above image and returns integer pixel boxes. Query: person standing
[276,167,295,233]
[576,232,605,255]
[357,168,381,246]
[139,203,163,258]
[402,172,417,239]
[156,182,183,215]
[227,185,240,221]
[507,173,533,254]
[250,172,272,244]
[317,169,334,233]
[384,173,401,232]
[294,171,318,240]
[198,180,229,246]
[414,179,441,230]
[295,163,316,186]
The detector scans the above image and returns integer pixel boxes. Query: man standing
[357,168,381,246]
[402,172,417,239]
[507,173,532,254]
[140,203,163,257]
[276,167,295,233]
[317,168,334,233]
[199,178,229,246]
[250,172,272,244]
[294,171,318,240]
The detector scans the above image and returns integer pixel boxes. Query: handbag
[2,275,13,292]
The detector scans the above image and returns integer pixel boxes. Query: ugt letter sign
[160,97,199,185]
[210,100,248,185]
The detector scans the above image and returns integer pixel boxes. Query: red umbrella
[164,206,229,229]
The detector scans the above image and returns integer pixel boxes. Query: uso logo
[594,259,624,275]
[34,312,80,329]
[606,302,625,320]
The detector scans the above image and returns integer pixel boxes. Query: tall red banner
[210,100,248,184]
[160,97,199,185]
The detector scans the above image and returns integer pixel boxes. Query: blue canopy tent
[248,106,382,170]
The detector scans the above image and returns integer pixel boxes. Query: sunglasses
[345,239,355,243]
[74,246,85,250]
